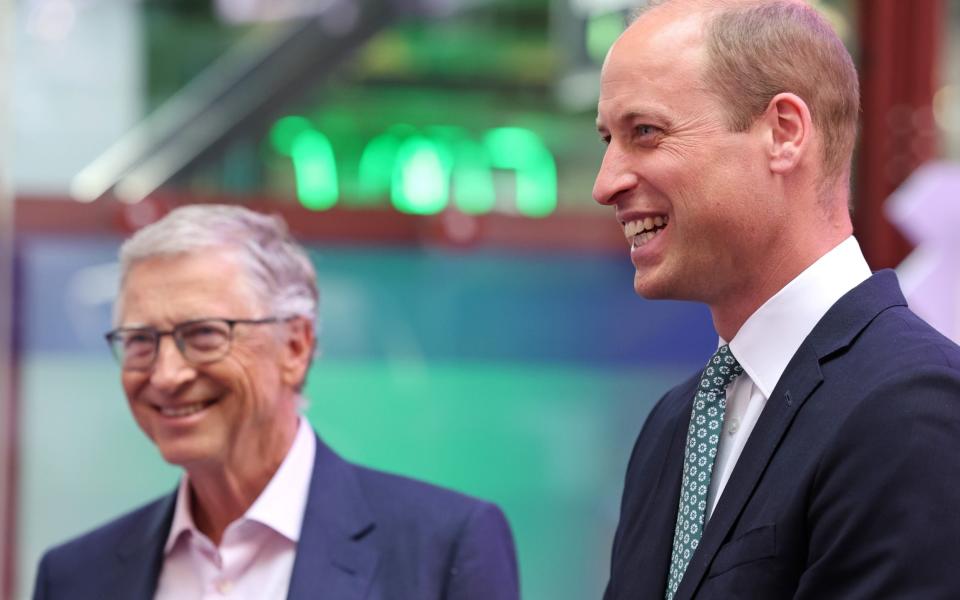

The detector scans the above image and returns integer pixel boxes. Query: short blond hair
[704,1,860,179]
[638,0,860,180]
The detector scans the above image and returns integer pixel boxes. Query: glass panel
[937,0,960,159]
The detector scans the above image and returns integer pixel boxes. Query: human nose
[149,334,196,392]
[593,143,639,206]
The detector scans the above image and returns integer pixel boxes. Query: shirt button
[215,579,233,594]
[728,418,740,435]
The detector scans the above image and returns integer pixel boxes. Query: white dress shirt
[705,236,871,520]
[155,417,316,600]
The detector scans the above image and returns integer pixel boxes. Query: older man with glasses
[32,204,519,600]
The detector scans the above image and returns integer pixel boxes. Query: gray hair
[116,204,319,329]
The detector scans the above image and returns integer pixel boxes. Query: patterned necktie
[665,344,744,600]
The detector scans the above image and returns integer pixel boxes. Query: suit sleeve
[32,552,50,600]
[442,502,520,600]
[795,365,960,599]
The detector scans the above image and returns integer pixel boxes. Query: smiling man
[32,204,519,600]
[595,1,960,599]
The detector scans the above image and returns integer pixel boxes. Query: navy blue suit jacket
[33,435,519,600]
[605,271,960,599]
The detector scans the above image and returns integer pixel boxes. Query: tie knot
[701,344,744,392]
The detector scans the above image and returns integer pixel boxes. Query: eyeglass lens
[111,320,233,370]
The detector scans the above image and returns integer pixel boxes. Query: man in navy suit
[33,204,519,600]
[594,1,960,598]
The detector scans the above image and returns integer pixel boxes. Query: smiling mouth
[154,399,218,418]
[623,215,669,249]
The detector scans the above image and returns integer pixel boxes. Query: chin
[154,439,218,468]
[633,270,673,300]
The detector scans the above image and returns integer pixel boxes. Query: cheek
[121,372,148,400]
[224,349,280,399]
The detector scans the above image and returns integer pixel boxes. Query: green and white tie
[665,344,744,600]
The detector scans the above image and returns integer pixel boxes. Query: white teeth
[159,402,211,418]
[633,230,659,248]
[623,215,669,240]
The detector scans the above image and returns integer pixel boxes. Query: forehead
[118,249,263,325]
[597,9,712,125]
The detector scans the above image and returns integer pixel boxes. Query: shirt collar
[163,416,316,553]
[726,236,871,398]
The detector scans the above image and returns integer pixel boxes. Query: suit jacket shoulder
[33,435,519,600]
[606,271,960,600]
[289,440,519,600]
[357,465,519,598]
[354,462,512,539]
[33,494,174,600]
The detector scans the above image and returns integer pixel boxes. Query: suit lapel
[110,493,176,599]
[673,270,907,600]
[286,435,378,600]
[673,343,822,600]
[637,378,701,595]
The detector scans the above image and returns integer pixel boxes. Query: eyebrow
[597,108,674,133]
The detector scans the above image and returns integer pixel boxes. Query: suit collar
[286,433,378,600]
[109,493,175,599]
[108,431,378,600]
[728,236,871,398]
[805,270,907,359]
[674,270,906,600]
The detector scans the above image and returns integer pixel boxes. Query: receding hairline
[114,245,268,325]
[629,0,731,22]
[630,0,809,20]
[113,204,320,329]
[623,0,859,181]
[120,242,252,285]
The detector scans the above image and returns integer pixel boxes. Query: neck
[709,174,854,340]
[185,417,299,545]
[710,228,851,341]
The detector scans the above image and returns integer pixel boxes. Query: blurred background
[1,0,959,598]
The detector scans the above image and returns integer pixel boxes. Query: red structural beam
[1,301,17,600]
[13,194,627,254]
[855,0,943,269]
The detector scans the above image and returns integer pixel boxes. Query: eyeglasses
[104,317,283,372]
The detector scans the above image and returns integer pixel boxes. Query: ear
[762,92,812,175]
[279,317,315,389]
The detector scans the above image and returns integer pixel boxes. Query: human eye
[179,321,229,351]
[635,124,662,140]
[121,330,156,357]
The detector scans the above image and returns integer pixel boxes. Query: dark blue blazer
[605,270,960,600]
[33,435,519,600]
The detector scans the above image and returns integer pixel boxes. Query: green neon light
[271,119,557,217]
[270,117,339,211]
[452,139,495,214]
[391,136,451,215]
[357,124,417,204]
[484,127,557,218]
[358,133,400,200]
[290,129,339,211]
[270,115,313,155]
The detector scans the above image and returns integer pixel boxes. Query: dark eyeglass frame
[104,317,284,371]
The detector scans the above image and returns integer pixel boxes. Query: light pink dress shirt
[154,418,316,600]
